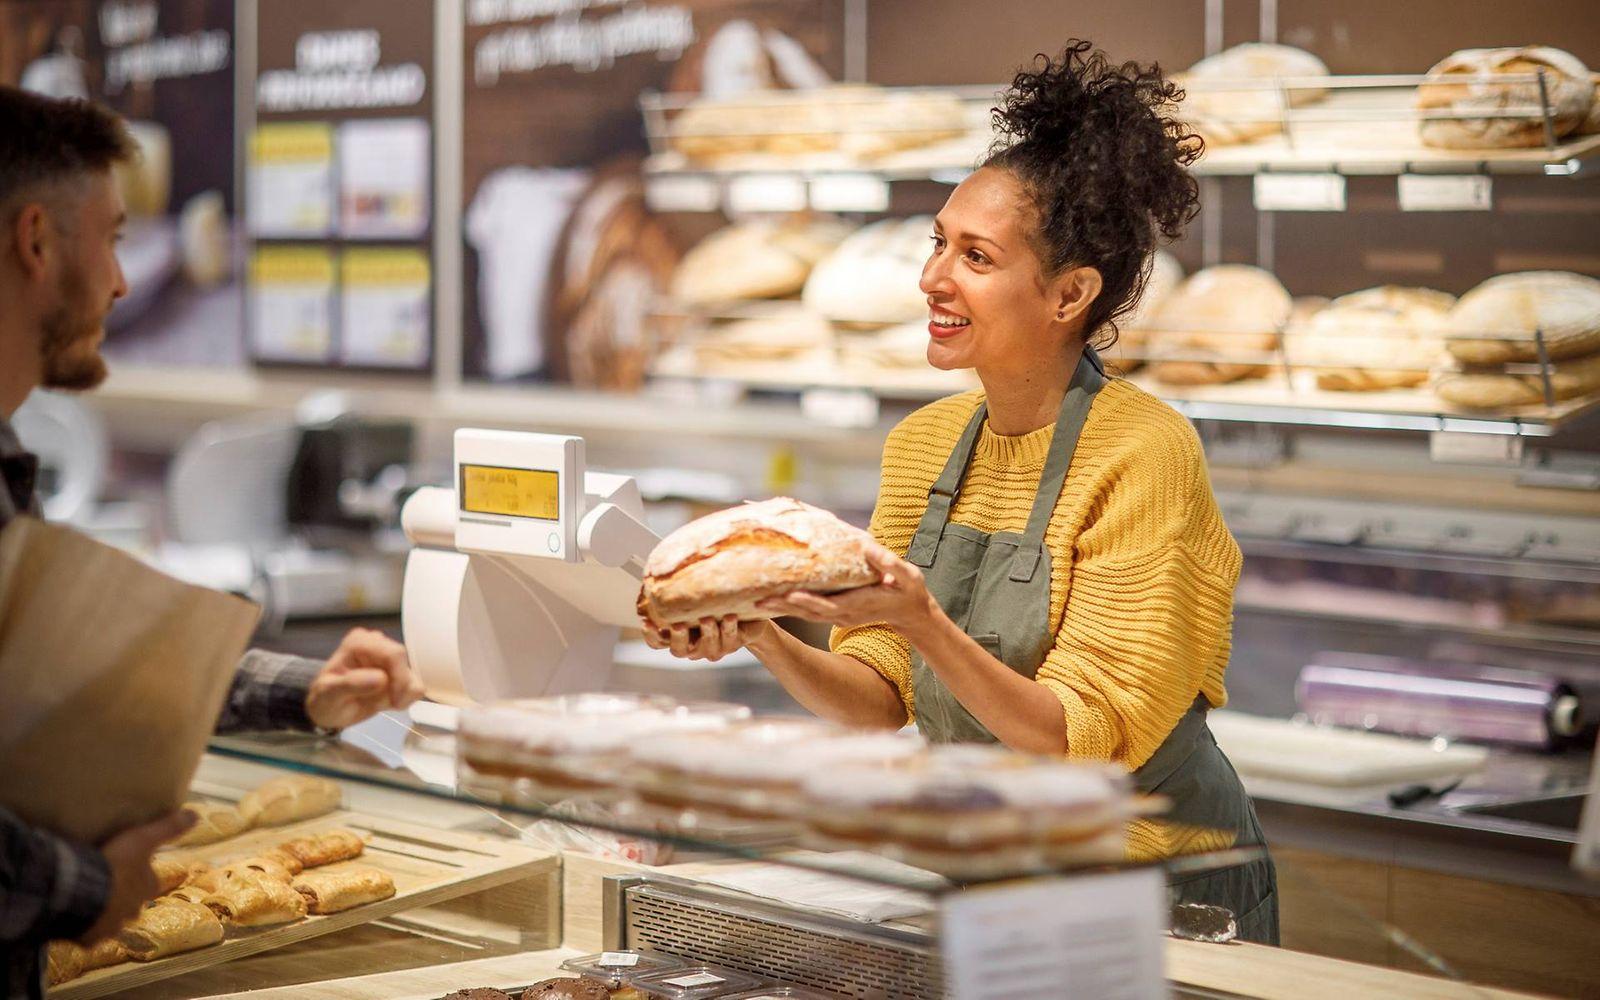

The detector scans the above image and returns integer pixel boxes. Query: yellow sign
[460,465,559,521]
[251,245,334,286]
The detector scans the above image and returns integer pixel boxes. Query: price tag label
[801,387,879,428]
[1397,174,1492,211]
[1429,431,1523,465]
[809,173,891,212]
[599,952,641,968]
[664,972,725,987]
[941,869,1167,999]
[726,174,808,214]
[1252,172,1346,211]
[645,175,721,213]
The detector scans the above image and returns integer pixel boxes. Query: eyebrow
[934,219,1003,254]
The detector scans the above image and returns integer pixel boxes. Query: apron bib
[903,348,1279,944]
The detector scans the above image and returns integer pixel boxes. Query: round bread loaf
[1111,249,1184,372]
[1444,271,1600,364]
[641,498,880,625]
[1435,349,1600,410]
[1288,286,1454,391]
[1148,264,1291,385]
[802,216,933,326]
[693,305,833,365]
[1581,73,1600,134]
[1416,46,1594,149]
[672,216,853,305]
[1178,43,1330,146]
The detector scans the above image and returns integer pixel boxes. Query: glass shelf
[206,724,1266,900]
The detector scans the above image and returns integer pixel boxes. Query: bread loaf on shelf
[1434,350,1600,409]
[118,899,224,961]
[1177,44,1331,146]
[692,305,834,365]
[237,775,341,828]
[1287,286,1455,390]
[671,216,853,305]
[640,498,880,625]
[802,216,933,327]
[1147,264,1292,385]
[1444,270,1600,364]
[670,85,968,162]
[172,800,250,847]
[1110,250,1185,373]
[1416,46,1595,149]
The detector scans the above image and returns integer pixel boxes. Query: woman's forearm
[901,613,1067,754]
[746,624,907,730]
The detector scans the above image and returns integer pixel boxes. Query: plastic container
[631,963,771,999]
[720,988,850,1000]
[562,950,688,989]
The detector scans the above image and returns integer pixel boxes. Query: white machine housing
[401,429,659,703]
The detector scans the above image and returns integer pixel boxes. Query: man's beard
[39,263,109,392]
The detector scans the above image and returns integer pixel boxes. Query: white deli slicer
[400,430,660,703]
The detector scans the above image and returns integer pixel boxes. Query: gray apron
[904,349,1279,944]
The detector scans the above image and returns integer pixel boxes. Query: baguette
[238,775,341,828]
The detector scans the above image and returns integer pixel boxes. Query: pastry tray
[51,810,556,1000]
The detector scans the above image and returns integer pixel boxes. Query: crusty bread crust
[641,498,880,624]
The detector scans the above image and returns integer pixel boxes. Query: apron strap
[906,403,989,567]
[1008,348,1106,582]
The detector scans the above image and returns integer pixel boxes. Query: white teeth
[930,312,970,328]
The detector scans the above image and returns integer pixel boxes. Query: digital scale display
[459,464,559,521]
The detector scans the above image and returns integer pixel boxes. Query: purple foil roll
[1295,652,1581,750]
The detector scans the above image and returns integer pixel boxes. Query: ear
[1050,267,1103,327]
[10,203,53,283]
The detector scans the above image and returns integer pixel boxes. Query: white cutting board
[1208,711,1489,787]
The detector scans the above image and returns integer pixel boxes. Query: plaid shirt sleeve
[214,649,322,733]
[0,806,109,947]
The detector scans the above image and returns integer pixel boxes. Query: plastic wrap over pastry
[1443,270,1600,365]
[238,775,342,827]
[291,865,397,913]
[640,498,880,625]
[278,828,366,868]
[118,898,224,960]
[202,871,308,927]
[172,800,250,847]
[1416,46,1594,149]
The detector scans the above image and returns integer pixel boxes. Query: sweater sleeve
[1035,415,1241,770]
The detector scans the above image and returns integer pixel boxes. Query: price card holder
[1429,431,1524,465]
[1253,172,1346,212]
[646,175,721,213]
[1398,174,1492,212]
[801,387,880,428]
[726,174,808,214]
[941,869,1168,999]
[810,173,892,212]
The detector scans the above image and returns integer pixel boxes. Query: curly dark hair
[984,40,1201,349]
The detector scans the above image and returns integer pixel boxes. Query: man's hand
[79,810,196,944]
[305,628,425,731]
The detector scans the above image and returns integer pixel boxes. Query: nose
[112,252,129,302]
[920,245,954,298]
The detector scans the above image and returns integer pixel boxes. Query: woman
[643,41,1277,943]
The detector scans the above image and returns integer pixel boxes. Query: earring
[1056,311,1066,319]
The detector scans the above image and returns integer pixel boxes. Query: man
[0,85,426,997]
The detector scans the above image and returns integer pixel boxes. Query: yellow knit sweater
[831,379,1243,860]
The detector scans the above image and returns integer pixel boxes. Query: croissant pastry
[202,871,308,927]
[119,899,224,960]
[279,829,365,868]
[238,775,341,828]
[291,865,397,914]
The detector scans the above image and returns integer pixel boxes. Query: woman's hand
[758,542,939,639]
[641,613,773,662]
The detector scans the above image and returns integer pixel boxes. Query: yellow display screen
[460,464,559,521]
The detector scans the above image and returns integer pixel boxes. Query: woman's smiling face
[919,166,1095,377]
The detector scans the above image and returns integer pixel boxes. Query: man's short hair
[0,84,136,213]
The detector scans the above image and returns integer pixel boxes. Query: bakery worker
[0,85,426,997]
[645,43,1277,942]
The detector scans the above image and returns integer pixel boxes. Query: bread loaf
[279,828,366,868]
[119,899,224,960]
[641,498,880,625]
[1444,271,1600,364]
[672,216,853,305]
[172,800,250,847]
[292,865,397,914]
[1287,286,1454,390]
[1581,73,1600,134]
[670,86,966,162]
[1434,349,1600,409]
[1416,46,1594,149]
[1148,265,1291,384]
[802,216,932,326]
[1111,250,1185,372]
[1178,44,1330,146]
[238,775,341,828]
[46,942,86,986]
[693,306,833,365]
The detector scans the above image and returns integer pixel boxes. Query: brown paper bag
[0,517,260,844]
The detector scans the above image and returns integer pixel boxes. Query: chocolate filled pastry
[46,941,87,986]
[118,898,225,960]
[278,828,365,868]
[292,865,397,914]
[172,801,250,846]
[238,775,341,828]
[523,977,613,1000]
[202,871,308,927]
[640,497,879,625]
